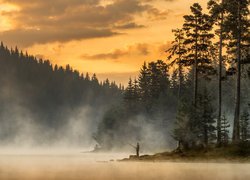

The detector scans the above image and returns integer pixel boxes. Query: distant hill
[0,42,123,146]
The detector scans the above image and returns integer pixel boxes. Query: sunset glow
[0,0,207,84]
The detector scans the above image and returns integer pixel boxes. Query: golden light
[0,3,20,31]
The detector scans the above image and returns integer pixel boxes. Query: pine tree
[167,28,186,100]
[174,87,216,149]
[148,61,161,100]
[224,0,250,142]
[85,72,90,81]
[123,77,141,113]
[124,78,135,111]
[221,113,230,146]
[173,102,194,150]
[240,110,250,141]
[208,0,227,146]
[133,78,140,104]
[197,87,217,146]
[183,3,215,107]
[91,73,98,84]
[138,62,151,111]
[170,69,179,94]
[156,60,170,94]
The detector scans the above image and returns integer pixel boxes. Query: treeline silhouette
[0,42,122,144]
[96,1,250,151]
[95,60,178,150]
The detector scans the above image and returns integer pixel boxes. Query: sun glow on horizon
[0,0,208,84]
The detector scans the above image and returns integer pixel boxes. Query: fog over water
[0,153,250,180]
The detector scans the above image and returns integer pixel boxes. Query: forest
[0,42,123,146]
[96,0,250,151]
[0,0,249,153]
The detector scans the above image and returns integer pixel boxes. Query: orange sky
[0,0,207,85]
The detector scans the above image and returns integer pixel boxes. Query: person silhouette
[136,142,140,157]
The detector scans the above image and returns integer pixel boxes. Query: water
[0,152,250,180]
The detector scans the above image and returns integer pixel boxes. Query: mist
[0,44,124,153]
[0,77,174,152]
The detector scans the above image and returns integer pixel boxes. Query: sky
[0,0,207,85]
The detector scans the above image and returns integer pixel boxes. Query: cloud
[0,0,175,46]
[137,43,150,55]
[81,42,172,61]
[81,43,150,60]
[0,28,119,46]
[147,8,171,21]
[82,49,128,60]
[114,22,145,29]
[1,0,152,46]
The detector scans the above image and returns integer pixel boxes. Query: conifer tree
[133,78,140,101]
[138,62,151,111]
[156,60,170,94]
[85,72,90,81]
[221,113,230,146]
[197,87,217,146]
[167,28,186,100]
[183,3,214,106]
[240,110,250,141]
[124,78,135,111]
[170,69,179,94]
[224,0,250,142]
[208,0,227,146]
[173,102,193,150]
[91,73,98,84]
[148,62,161,100]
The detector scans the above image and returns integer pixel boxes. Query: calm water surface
[0,152,249,180]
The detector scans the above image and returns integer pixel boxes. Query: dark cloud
[114,22,145,29]
[82,49,128,60]
[81,43,150,60]
[1,0,173,46]
[0,27,119,46]
[1,0,151,46]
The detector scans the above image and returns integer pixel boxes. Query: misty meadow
[0,0,249,180]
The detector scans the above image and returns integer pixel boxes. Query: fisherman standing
[128,142,140,158]
[136,142,140,157]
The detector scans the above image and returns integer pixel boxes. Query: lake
[0,152,249,180]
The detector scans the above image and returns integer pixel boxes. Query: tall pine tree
[167,28,186,101]
[208,0,227,146]
[224,0,250,142]
[183,3,214,107]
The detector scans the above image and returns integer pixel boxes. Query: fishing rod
[127,143,136,149]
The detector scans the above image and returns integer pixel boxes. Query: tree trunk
[178,64,182,101]
[194,19,198,107]
[178,32,183,103]
[232,1,241,142]
[217,2,224,146]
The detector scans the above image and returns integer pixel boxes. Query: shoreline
[119,150,250,163]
